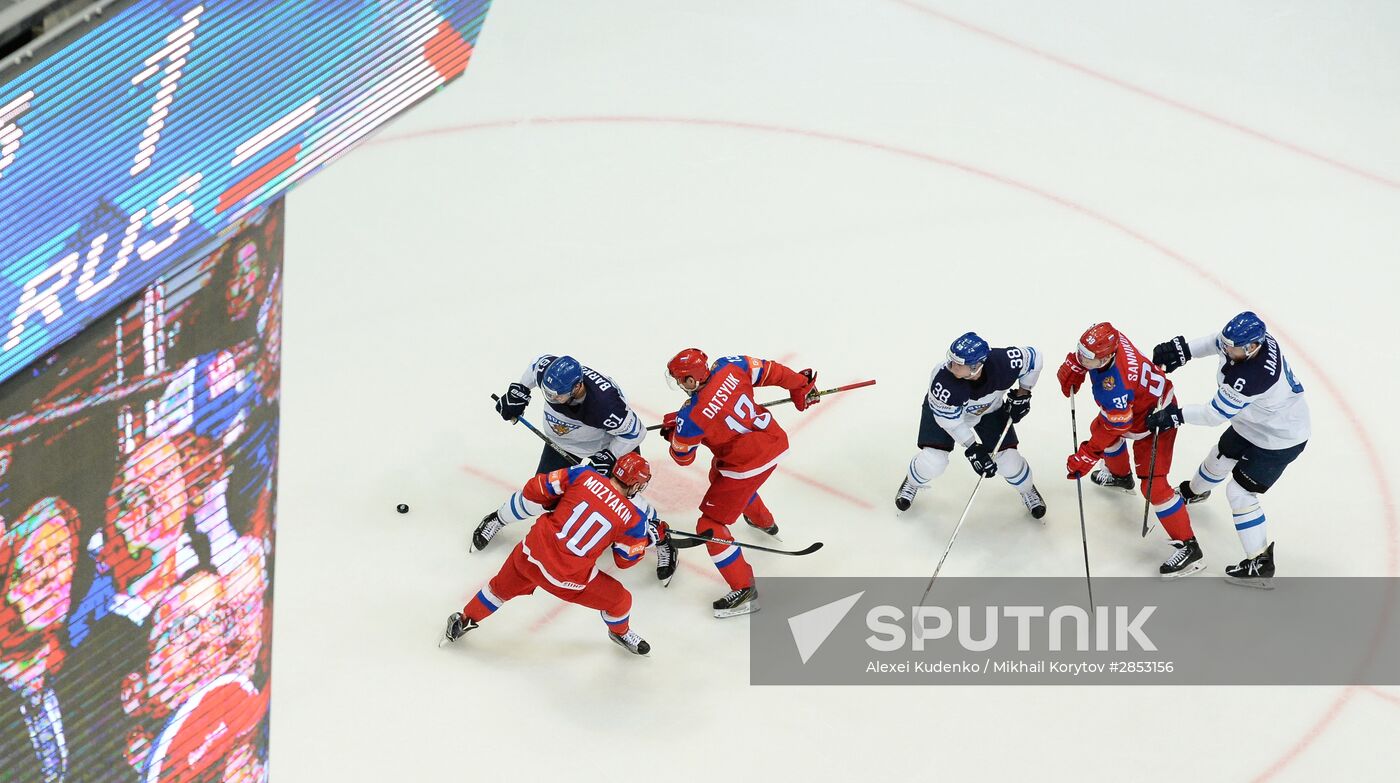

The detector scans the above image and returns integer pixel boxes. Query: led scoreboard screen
[0,0,491,385]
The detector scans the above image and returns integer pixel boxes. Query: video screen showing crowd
[445,310,1308,657]
[0,202,282,782]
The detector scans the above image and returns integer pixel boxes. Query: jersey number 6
[724,393,772,435]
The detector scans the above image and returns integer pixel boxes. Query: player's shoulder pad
[712,355,749,374]
[928,367,972,408]
[1219,335,1282,398]
[564,465,594,485]
[981,349,1023,391]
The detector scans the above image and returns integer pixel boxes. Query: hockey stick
[491,393,581,465]
[1070,393,1096,611]
[1141,426,1161,539]
[644,379,877,431]
[917,415,1015,605]
[666,529,823,557]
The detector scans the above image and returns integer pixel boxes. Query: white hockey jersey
[1183,333,1310,450]
[520,355,646,458]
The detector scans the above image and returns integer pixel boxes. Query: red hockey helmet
[666,348,710,387]
[1077,322,1119,367]
[611,452,652,497]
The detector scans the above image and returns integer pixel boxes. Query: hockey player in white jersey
[478,355,676,583]
[1147,312,1309,588]
[896,332,1047,519]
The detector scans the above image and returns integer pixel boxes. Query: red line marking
[460,463,515,491]
[216,144,301,213]
[886,0,1400,192]
[389,117,1399,777]
[529,602,569,633]
[781,465,875,510]
[1365,687,1400,709]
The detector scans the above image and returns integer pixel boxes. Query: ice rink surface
[271,2,1400,780]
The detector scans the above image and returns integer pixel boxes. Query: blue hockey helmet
[947,332,990,369]
[541,355,584,404]
[1221,311,1267,348]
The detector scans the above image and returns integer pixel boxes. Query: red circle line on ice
[368,115,1398,779]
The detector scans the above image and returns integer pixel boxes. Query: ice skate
[608,629,652,655]
[655,529,678,587]
[744,515,782,542]
[440,612,479,647]
[1159,538,1206,579]
[1224,542,1275,590]
[1021,485,1047,522]
[471,512,504,552]
[1178,480,1211,505]
[895,477,919,512]
[1089,467,1135,493]
[713,587,759,619]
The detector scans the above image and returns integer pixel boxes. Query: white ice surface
[271,2,1400,780]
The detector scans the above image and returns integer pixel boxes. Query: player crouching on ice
[660,350,820,618]
[895,332,1047,519]
[1059,323,1203,577]
[484,353,677,584]
[1145,312,1310,589]
[444,453,659,655]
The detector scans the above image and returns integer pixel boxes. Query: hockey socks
[699,517,754,590]
[1227,480,1268,556]
[1102,442,1131,477]
[464,584,506,624]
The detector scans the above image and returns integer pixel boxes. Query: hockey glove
[1066,446,1098,480]
[1145,400,1184,432]
[1057,353,1087,397]
[496,383,531,421]
[589,449,618,477]
[1152,336,1191,373]
[791,369,820,411]
[1005,389,1032,423]
[965,444,998,478]
[659,412,678,442]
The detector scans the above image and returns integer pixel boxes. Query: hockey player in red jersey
[660,350,820,618]
[1058,323,1202,576]
[444,452,657,655]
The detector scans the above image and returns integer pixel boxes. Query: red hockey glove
[1057,353,1087,397]
[659,412,678,441]
[1065,445,1098,480]
[791,369,820,411]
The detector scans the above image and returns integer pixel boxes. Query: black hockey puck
[396,503,409,514]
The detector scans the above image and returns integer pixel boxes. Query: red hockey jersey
[517,466,650,590]
[670,356,807,478]
[1084,333,1175,453]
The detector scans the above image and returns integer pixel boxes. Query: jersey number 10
[556,501,612,557]
[724,393,772,435]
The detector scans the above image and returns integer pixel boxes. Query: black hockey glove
[965,444,998,478]
[1152,336,1191,373]
[1005,389,1032,423]
[1145,400,1184,432]
[589,449,618,477]
[496,383,530,421]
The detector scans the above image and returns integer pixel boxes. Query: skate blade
[713,601,759,619]
[1224,575,1274,590]
[659,573,675,588]
[1159,562,1207,580]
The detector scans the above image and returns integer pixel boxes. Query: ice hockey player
[444,452,658,655]
[486,354,676,583]
[659,350,820,618]
[1146,311,1309,588]
[895,332,1046,519]
[1058,323,1201,577]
